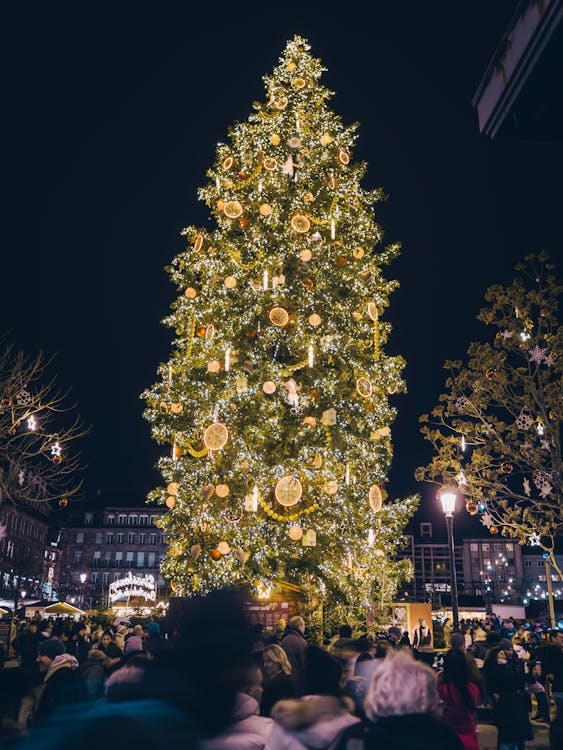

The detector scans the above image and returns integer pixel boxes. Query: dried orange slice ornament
[338,150,350,165]
[275,475,303,507]
[269,307,289,327]
[204,422,228,452]
[259,203,272,217]
[222,156,234,170]
[223,201,243,218]
[291,214,310,233]
[356,377,373,398]
[263,157,278,171]
[274,96,288,110]
[293,77,306,89]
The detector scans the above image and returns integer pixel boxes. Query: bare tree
[0,340,87,510]
[416,254,562,579]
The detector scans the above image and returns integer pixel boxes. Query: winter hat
[304,645,343,697]
[38,638,66,660]
[124,636,144,654]
[451,632,465,649]
[485,631,501,646]
[147,622,160,635]
[498,638,513,651]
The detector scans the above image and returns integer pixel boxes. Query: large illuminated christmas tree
[143,37,417,617]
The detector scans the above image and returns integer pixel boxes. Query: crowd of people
[0,595,561,750]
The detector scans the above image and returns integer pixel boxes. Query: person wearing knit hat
[34,639,80,725]
[147,621,160,636]
[124,636,144,655]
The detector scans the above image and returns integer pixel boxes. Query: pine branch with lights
[0,340,86,513]
[416,253,562,579]
[142,36,417,613]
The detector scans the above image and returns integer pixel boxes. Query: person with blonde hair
[261,644,297,717]
[363,649,464,750]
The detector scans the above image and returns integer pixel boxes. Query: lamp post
[438,486,459,630]
[79,573,87,610]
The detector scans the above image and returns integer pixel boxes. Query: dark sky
[2,2,560,530]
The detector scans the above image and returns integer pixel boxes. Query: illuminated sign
[108,572,156,604]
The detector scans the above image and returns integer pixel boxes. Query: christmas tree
[143,37,417,617]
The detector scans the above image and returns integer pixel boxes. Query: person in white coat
[265,645,360,750]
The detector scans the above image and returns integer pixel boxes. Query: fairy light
[461,435,466,452]
[345,464,350,486]
[263,269,269,290]
[308,344,314,368]
[537,421,544,436]
[225,347,231,371]
[330,218,335,240]
[367,529,375,547]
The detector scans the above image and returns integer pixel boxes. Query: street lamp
[438,486,460,630]
[79,574,87,609]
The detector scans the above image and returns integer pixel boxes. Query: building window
[106,533,113,545]
[470,543,479,551]
[420,523,432,538]
[113,572,121,581]
[76,532,84,543]
[150,515,157,525]
[117,533,124,544]
[84,513,93,525]
[102,572,109,586]
[149,533,157,545]
[92,572,99,584]
[524,559,532,567]
[95,532,102,544]
[139,515,148,526]
[481,544,490,551]
[128,533,135,544]
[106,515,115,525]
[126,551,134,564]
[539,575,546,581]
[537,560,545,567]
[118,515,127,525]
[93,551,101,566]
[505,543,513,551]
[73,550,82,563]
[160,534,165,545]
[129,515,138,526]
[139,533,146,545]
[494,543,502,551]
[104,551,112,565]
[137,552,145,567]
[115,552,123,567]
[148,552,156,567]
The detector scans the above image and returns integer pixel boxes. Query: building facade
[0,504,59,606]
[59,506,167,607]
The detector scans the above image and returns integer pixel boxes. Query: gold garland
[184,313,196,363]
[186,443,209,458]
[373,320,379,360]
[257,488,318,522]
[226,246,263,270]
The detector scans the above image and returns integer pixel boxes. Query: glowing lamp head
[438,486,457,516]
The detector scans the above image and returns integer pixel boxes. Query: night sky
[2,2,560,532]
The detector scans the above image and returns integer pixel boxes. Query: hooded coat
[201,692,273,750]
[264,695,360,750]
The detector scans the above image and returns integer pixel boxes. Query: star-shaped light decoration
[27,416,37,431]
[528,533,541,547]
[500,330,514,339]
[18,469,25,487]
[480,512,495,528]
[529,345,548,365]
[50,441,62,457]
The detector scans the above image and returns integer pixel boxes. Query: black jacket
[364,713,465,750]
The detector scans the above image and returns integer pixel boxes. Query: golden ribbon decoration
[256,488,318,522]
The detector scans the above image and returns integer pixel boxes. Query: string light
[308,344,314,368]
[461,435,466,452]
[263,269,269,290]
[225,347,231,371]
